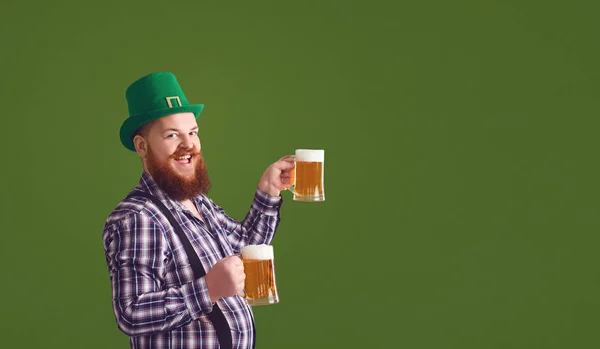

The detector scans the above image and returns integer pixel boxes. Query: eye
[166,133,178,139]
[190,131,198,136]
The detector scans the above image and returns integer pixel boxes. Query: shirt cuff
[181,277,214,320]
[252,188,283,216]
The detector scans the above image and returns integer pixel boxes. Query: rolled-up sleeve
[212,188,282,253]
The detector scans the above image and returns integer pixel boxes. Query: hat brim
[120,104,204,152]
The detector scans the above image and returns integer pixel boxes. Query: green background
[1,0,599,348]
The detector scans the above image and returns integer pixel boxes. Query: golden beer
[241,245,279,306]
[290,149,325,202]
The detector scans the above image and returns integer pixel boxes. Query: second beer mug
[240,244,279,306]
[288,149,325,202]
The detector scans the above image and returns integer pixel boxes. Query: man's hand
[257,155,295,197]
[206,255,245,303]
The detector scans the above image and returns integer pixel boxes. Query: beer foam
[241,244,274,260]
[295,149,324,162]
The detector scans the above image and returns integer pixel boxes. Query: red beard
[146,145,211,201]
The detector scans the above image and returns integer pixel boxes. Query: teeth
[176,155,191,160]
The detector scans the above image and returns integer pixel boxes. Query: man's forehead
[155,112,198,130]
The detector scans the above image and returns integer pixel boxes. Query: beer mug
[240,244,279,306]
[288,149,325,202]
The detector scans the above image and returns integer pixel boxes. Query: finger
[234,269,244,281]
[227,255,243,267]
[233,258,243,267]
[278,155,295,164]
[274,159,295,170]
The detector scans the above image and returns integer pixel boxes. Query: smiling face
[133,112,211,201]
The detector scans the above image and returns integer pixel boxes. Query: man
[102,72,294,349]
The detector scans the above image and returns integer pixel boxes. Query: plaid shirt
[102,172,282,349]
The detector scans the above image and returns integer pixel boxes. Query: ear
[133,135,148,158]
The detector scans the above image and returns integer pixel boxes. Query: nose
[179,134,194,150]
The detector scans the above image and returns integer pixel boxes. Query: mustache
[170,148,202,159]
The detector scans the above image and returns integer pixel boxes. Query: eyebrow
[162,126,199,133]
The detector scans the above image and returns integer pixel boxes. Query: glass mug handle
[286,155,297,195]
[236,254,247,299]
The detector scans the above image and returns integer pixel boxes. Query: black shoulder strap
[126,190,234,349]
[130,190,206,277]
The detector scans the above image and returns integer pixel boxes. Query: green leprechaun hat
[120,72,204,151]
